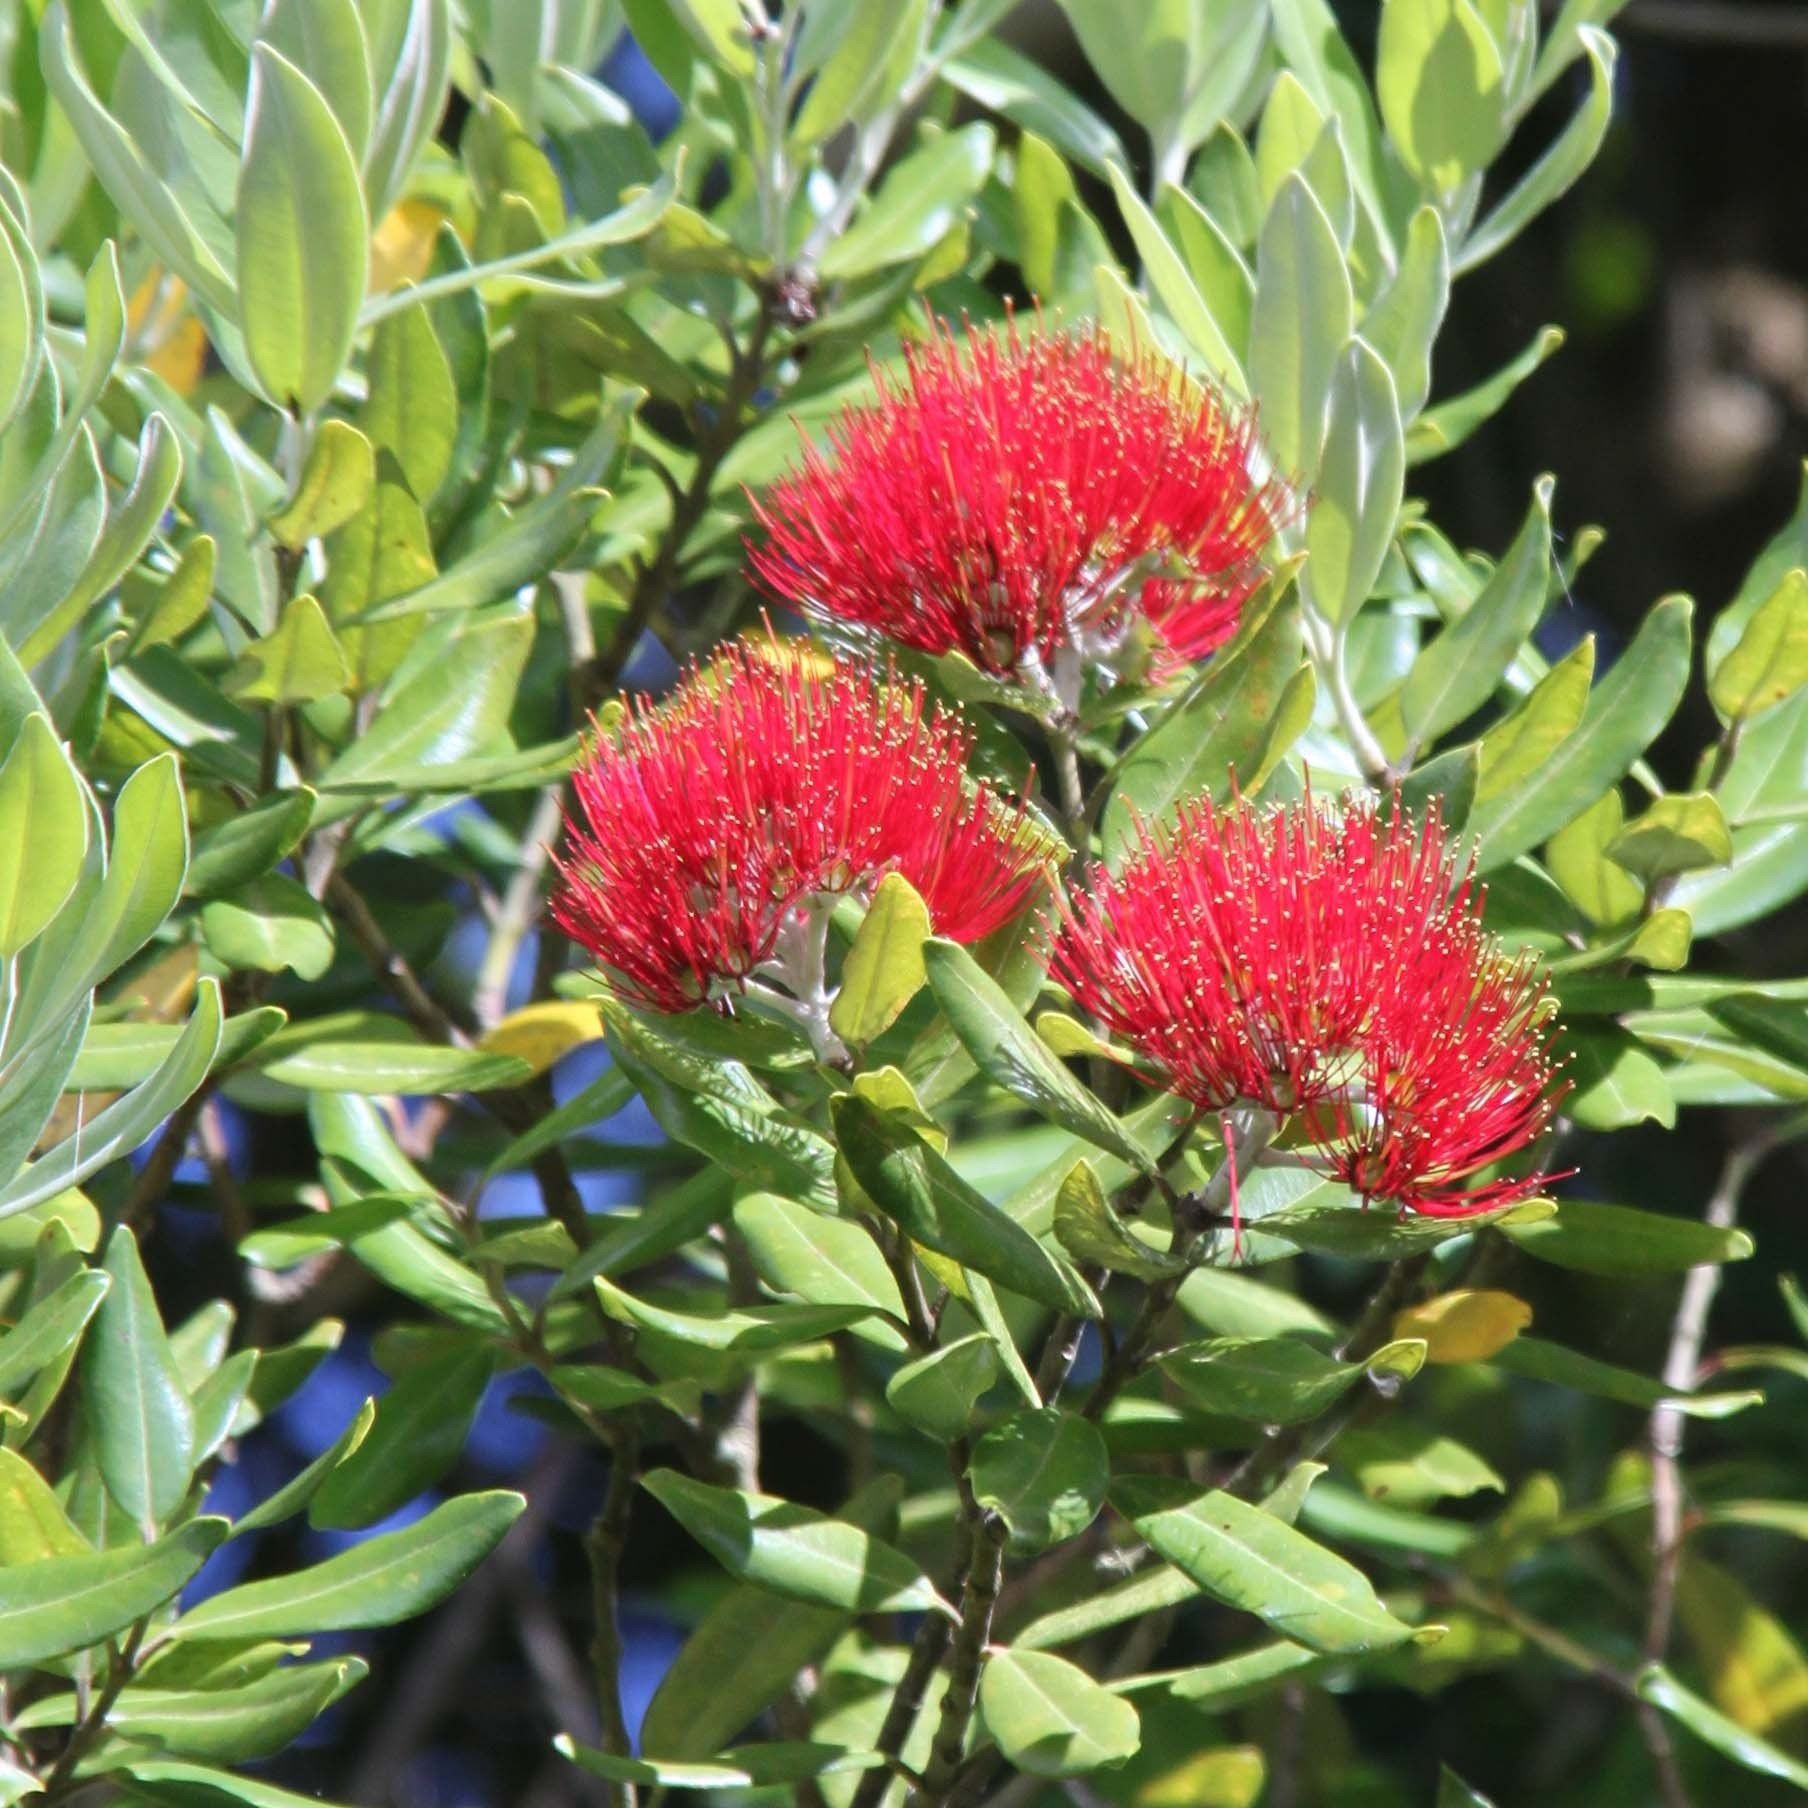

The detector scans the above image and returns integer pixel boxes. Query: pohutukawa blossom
[1052,793,1566,1217]
[550,639,1052,1041]
[746,317,1291,703]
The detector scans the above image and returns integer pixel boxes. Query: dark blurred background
[164,5,1808,1803]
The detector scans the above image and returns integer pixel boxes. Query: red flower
[551,640,1051,1017]
[1052,793,1565,1217]
[746,318,1290,689]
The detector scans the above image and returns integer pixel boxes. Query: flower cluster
[747,317,1290,694]
[1053,794,1565,1217]
[550,641,1050,1017]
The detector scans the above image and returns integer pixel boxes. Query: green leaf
[1053,0,1207,139]
[234,1399,376,1535]
[1377,0,1507,192]
[1103,590,1302,846]
[1437,1767,1498,1807]
[972,1408,1109,1552]
[558,1739,882,1791]
[1503,1198,1754,1275]
[923,938,1156,1177]
[362,301,458,503]
[0,713,85,955]
[640,1475,908,1758]
[641,1469,942,1614]
[1248,176,1353,478]
[819,123,993,281]
[830,872,931,1046]
[1398,478,1553,754]
[831,1094,1099,1318]
[1471,596,1693,871]
[1053,1159,1184,1282]
[1159,1335,1381,1425]
[169,1491,525,1641]
[978,1647,1140,1778]
[1456,26,1616,273]
[885,1332,1000,1438]
[318,606,532,793]
[310,1344,492,1529]
[126,534,218,653]
[17,1658,365,1761]
[1108,162,1244,389]
[259,0,374,159]
[225,595,352,705]
[1302,338,1404,626]
[1565,1032,1675,1130]
[256,1027,528,1094]
[1710,568,1808,724]
[0,1449,89,1563]
[186,790,317,899]
[595,1276,877,1353]
[1637,1663,1808,1791]
[1547,791,1642,925]
[942,36,1127,179]
[82,1226,196,1531]
[1113,1476,1426,1653]
[200,874,336,981]
[0,1269,109,1396]
[1608,791,1732,881]
[1476,636,1595,802]
[1361,206,1450,420]
[731,1191,908,1352]
[1408,326,1565,463]
[0,1518,227,1665]
[269,422,374,550]
[794,0,926,145]
[236,44,369,412]
[1491,1335,1761,1417]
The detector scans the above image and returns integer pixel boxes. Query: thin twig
[588,1422,643,1808]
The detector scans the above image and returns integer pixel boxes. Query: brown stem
[914,1500,1006,1806]
[588,1423,643,1808]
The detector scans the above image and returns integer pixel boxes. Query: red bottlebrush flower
[550,640,1051,1018]
[746,318,1290,690]
[1052,793,1565,1217]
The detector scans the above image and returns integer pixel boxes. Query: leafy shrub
[1,3,1806,1806]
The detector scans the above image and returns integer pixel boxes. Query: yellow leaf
[1676,1553,1808,1743]
[830,872,931,1046]
[1392,1288,1532,1364]
[478,1001,605,1077]
[369,198,448,295]
[1135,1747,1266,1808]
[127,271,209,393]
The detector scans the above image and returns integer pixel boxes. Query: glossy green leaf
[0,1449,88,1563]
[1638,1663,1808,1791]
[234,1399,376,1535]
[943,36,1126,178]
[924,938,1155,1177]
[171,1491,524,1640]
[595,1276,875,1353]
[972,1408,1109,1552]
[1437,1767,1498,1807]
[642,1469,941,1614]
[259,0,373,158]
[1052,1159,1184,1282]
[186,790,317,899]
[731,1191,908,1350]
[831,1094,1099,1318]
[1476,636,1595,801]
[1303,338,1404,626]
[237,45,368,412]
[200,874,336,981]
[979,1647,1140,1777]
[819,124,993,281]
[225,596,352,705]
[268,421,374,550]
[885,1332,1000,1438]
[640,1475,907,1758]
[1471,596,1693,870]
[1503,1198,1754,1275]
[0,1518,227,1665]
[83,1225,196,1531]
[830,872,930,1046]
[1491,1335,1761,1417]
[1608,791,1731,882]
[0,1269,108,1396]
[1104,590,1302,846]
[558,1739,882,1790]
[1160,1335,1376,1425]
[1114,1476,1426,1653]
[362,301,458,503]
[126,533,218,653]
[1566,1032,1676,1130]
[310,1344,492,1529]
